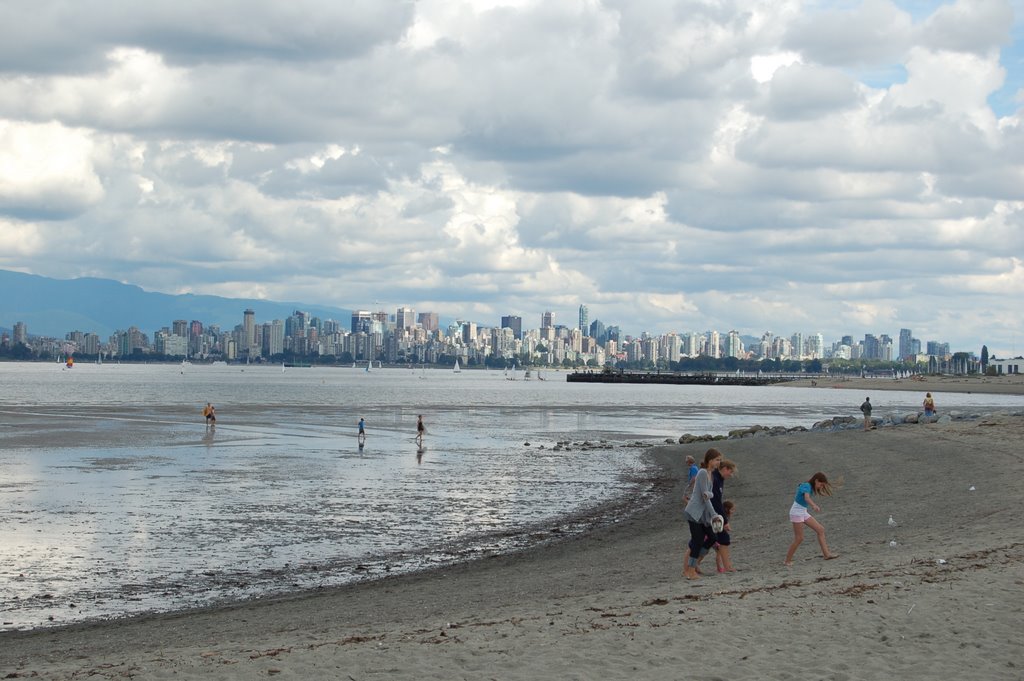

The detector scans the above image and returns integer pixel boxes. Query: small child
[715,499,736,573]
[784,472,838,566]
[683,455,698,503]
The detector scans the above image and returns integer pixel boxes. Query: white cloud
[0,120,104,217]
[0,0,1021,355]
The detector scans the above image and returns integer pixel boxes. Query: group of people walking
[353,414,427,448]
[682,447,837,578]
[197,406,427,451]
[682,448,738,579]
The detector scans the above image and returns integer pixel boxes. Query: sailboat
[453,358,461,373]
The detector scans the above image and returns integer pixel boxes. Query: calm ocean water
[1,362,1022,630]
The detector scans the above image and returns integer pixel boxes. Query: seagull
[888,515,898,528]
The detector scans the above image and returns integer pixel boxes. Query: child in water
[784,472,838,566]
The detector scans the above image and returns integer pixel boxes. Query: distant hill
[0,270,353,338]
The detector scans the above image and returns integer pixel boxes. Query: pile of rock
[672,410,1022,444]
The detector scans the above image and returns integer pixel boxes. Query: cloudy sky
[2,0,1023,356]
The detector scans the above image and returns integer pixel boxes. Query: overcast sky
[2,0,1023,356]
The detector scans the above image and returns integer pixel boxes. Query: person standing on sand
[716,500,736,573]
[416,414,425,446]
[358,417,366,439]
[711,460,738,572]
[860,397,873,430]
[923,393,936,418]
[682,448,722,580]
[784,472,838,566]
[202,403,216,427]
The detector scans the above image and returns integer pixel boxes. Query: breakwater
[567,370,793,386]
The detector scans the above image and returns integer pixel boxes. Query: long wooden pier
[566,371,794,386]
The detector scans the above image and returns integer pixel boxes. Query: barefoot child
[784,472,838,565]
[716,500,736,573]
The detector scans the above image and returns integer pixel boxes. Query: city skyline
[1,2,1023,356]
[4,301,981,368]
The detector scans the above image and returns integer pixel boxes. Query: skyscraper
[578,304,588,333]
[417,312,439,332]
[899,328,913,361]
[541,311,555,329]
[500,315,522,340]
[351,310,372,334]
[242,309,257,358]
[396,306,416,330]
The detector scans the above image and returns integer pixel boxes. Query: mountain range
[0,269,353,339]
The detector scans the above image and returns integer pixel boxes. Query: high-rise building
[351,310,372,334]
[396,307,416,330]
[726,331,743,358]
[417,312,439,332]
[500,315,522,340]
[12,321,27,345]
[807,333,824,359]
[242,309,257,358]
[461,321,477,345]
[541,311,555,329]
[790,332,804,359]
[899,328,913,361]
[863,334,880,360]
[707,330,722,358]
[264,320,285,357]
[578,305,588,333]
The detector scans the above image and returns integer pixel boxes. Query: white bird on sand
[888,515,897,528]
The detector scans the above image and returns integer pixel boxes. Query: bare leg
[784,522,804,565]
[718,545,734,571]
[805,516,837,559]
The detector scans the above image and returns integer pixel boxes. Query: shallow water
[1,362,1021,630]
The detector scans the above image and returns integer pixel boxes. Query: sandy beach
[781,372,1024,396]
[3,411,1023,680]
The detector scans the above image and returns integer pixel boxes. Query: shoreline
[3,413,1023,679]
[780,373,1024,395]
